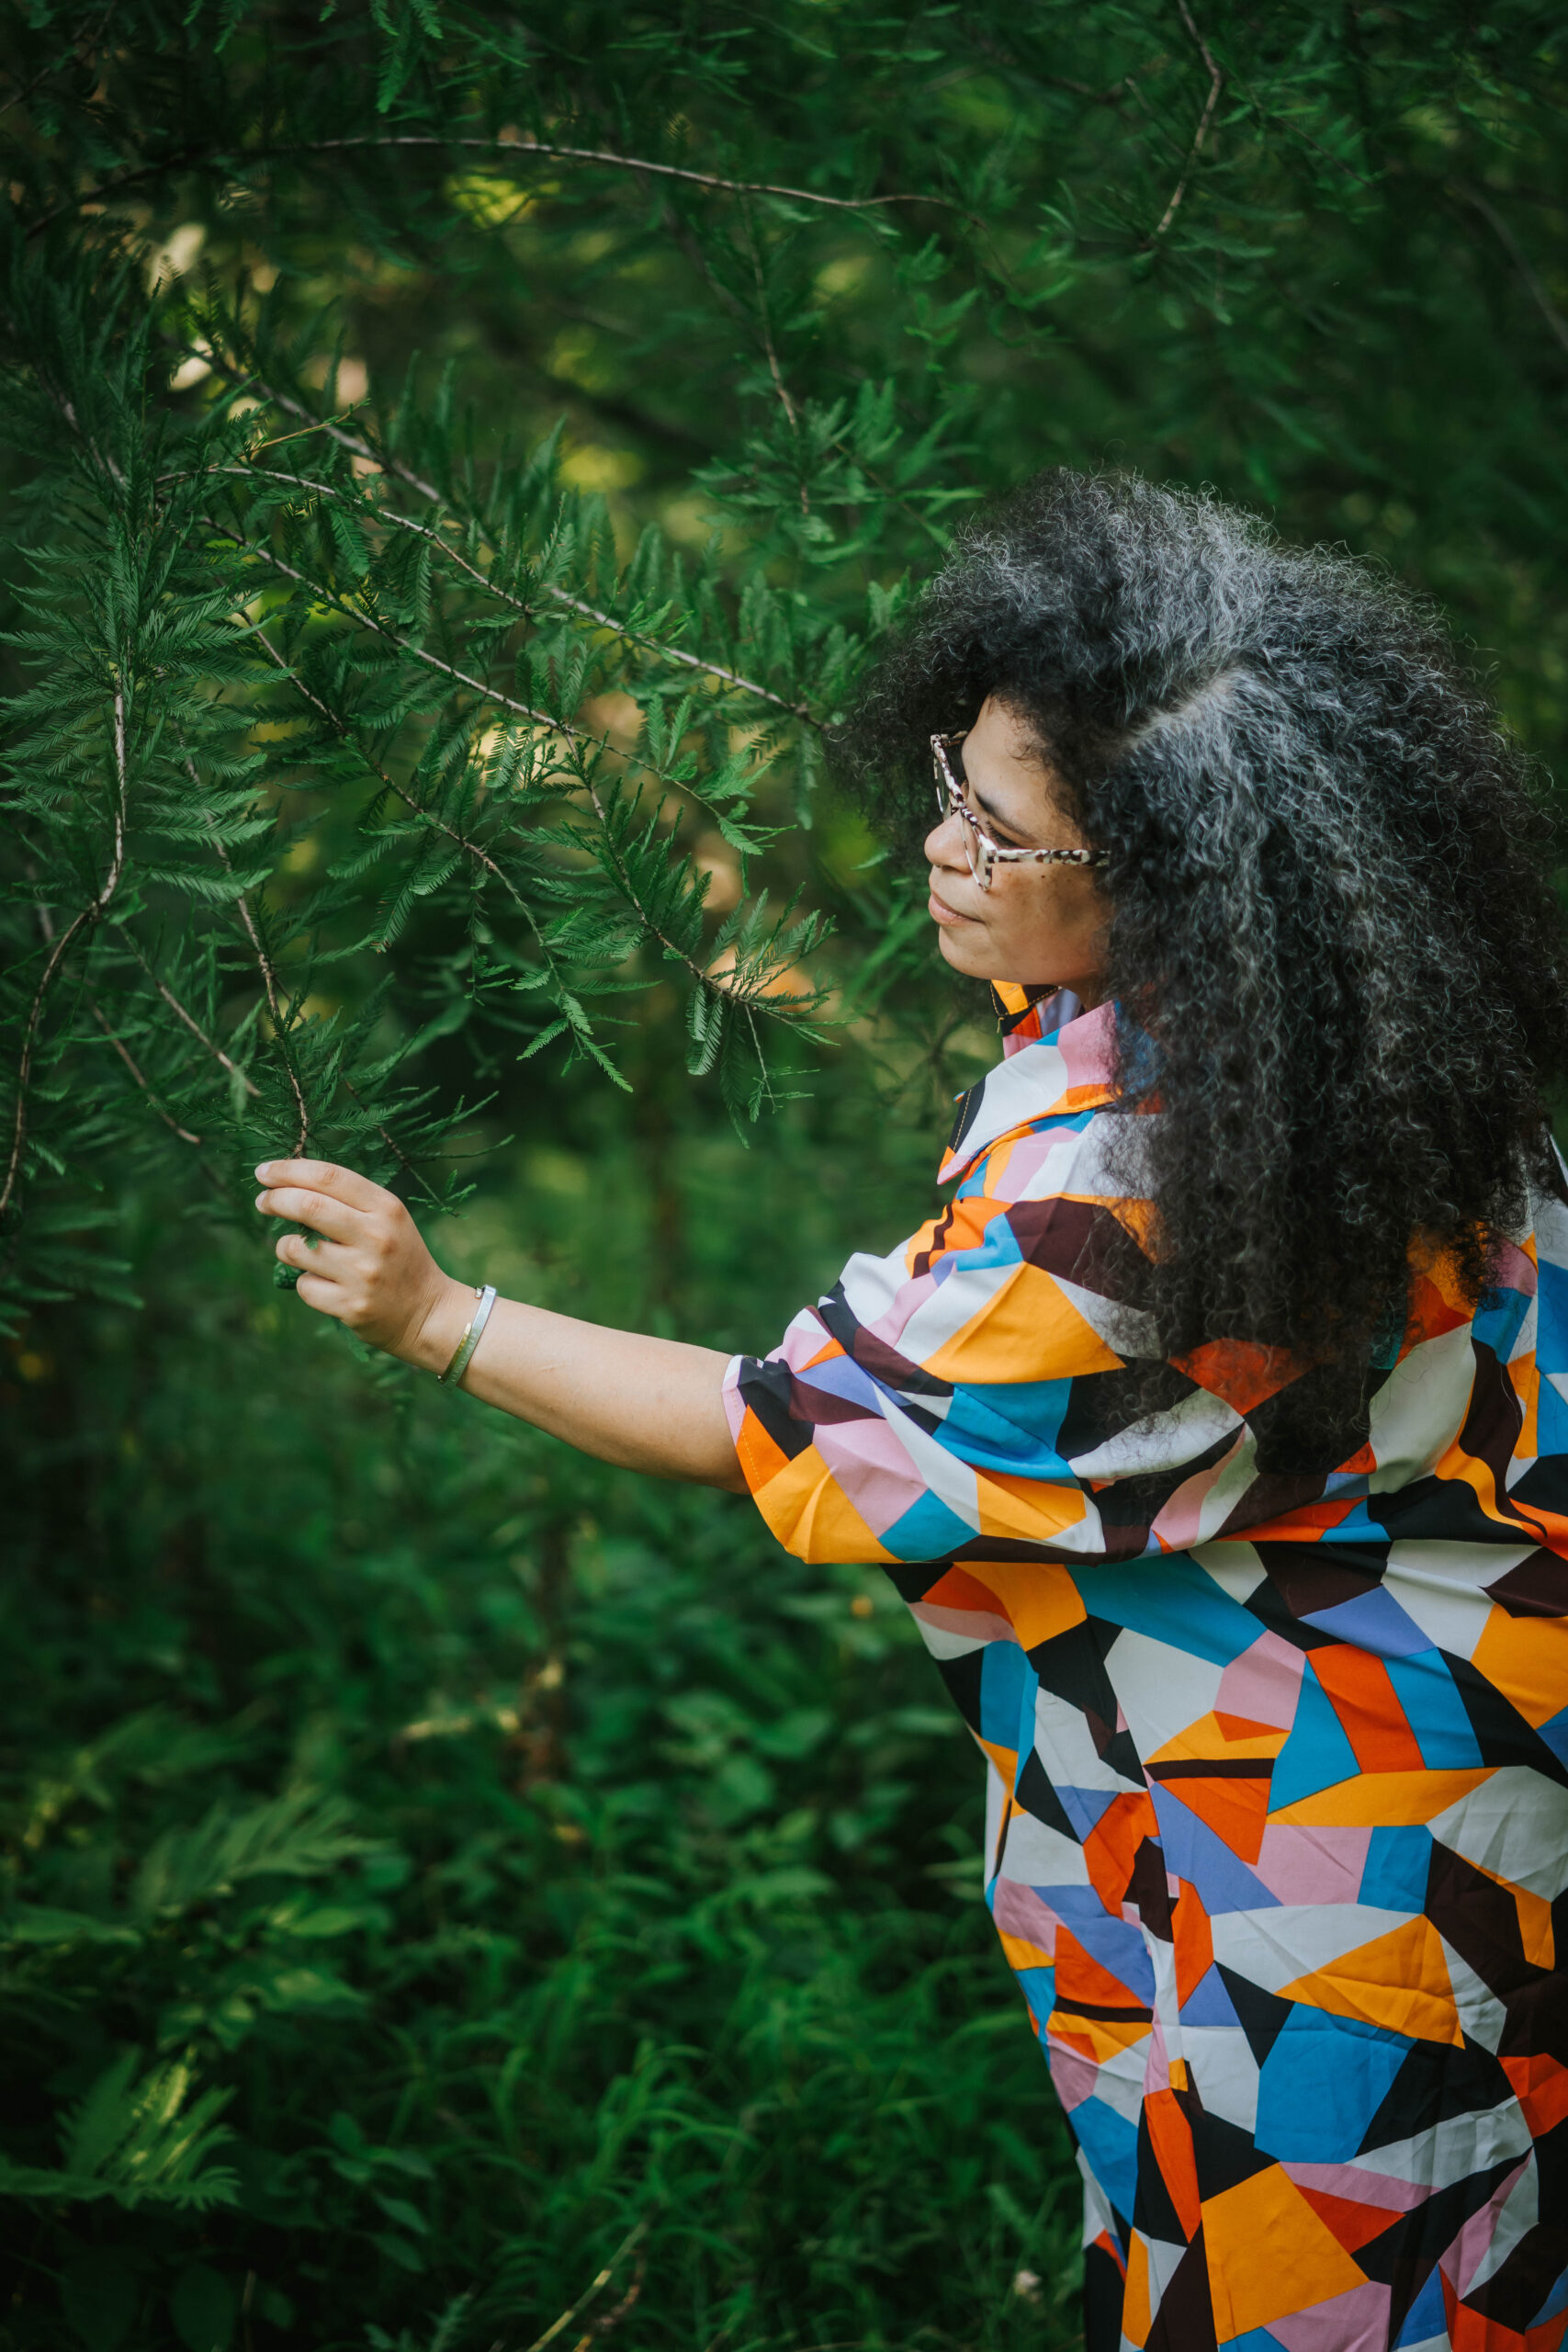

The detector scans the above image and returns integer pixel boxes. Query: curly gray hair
[836,469,1568,1455]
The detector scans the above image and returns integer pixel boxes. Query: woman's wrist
[400,1274,480,1376]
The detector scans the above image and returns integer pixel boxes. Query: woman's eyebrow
[969,780,1024,831]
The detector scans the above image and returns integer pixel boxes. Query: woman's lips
[927,884,976,925]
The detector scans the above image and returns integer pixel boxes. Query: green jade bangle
[439,1283,497,1385]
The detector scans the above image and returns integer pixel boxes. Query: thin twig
[254,605,720,997]
[185,752,310,1156]
[194,457,819,1057]
[216,519,794,903]
[207,476,809,1012]
[255,591,783,1008]
[339,1074,447,1212]
[244,622,554,938]
[580,2252,645,2346]
[30,131,976,242]
[197,352,440,501]
[32,891,206,1148]
[227,882,307,1152]
[575,771,818,1020]
[248,618,799,1035]
[39,383,127,491]
[1150,0,1224,242]
[521,2223,648,2352]
[26,145,205,238]
[740,202,799,435]
[242,620,643,1097]
[249,404,364,454]
[253,606,808,1011]
[199,517,575,739]
[576,778,713,990]
[659,196,754,336]
[540,582,810,718]
[87,1003,204,1143]
[1453,183,1568,358]
[2,684,130,1218]
[181,708,452,1203]
[196,457,813,718]
[0,3,114,127]
[114,926,260,1095]
[281,134,970,220]
[739,200,809,516]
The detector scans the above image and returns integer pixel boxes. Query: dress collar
[939,983,1121,1183]
[991,979,1082,1056]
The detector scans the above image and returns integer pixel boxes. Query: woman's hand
[254,1156,746,1487]
[254,1159,467,1369]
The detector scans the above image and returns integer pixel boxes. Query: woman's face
[924,694,1111,1004]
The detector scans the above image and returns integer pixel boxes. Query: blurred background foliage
[4,1,1568,2346]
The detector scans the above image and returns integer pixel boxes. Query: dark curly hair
[836,469,1568,1454]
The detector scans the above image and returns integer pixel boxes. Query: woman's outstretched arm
[254,1159,747,1491]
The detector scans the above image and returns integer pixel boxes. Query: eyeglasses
[931,731,1110,892]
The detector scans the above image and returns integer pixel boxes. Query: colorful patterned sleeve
[722,1031,1239,1569]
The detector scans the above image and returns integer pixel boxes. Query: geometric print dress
[723,985,1568,2352]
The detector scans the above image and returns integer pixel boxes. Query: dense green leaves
[2,1167,1078,2347]
[0,2053,240,2215]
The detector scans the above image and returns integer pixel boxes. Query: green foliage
[5,1,1568,2345]
[0,2052,239,2215]
[3,1144,1080,2347]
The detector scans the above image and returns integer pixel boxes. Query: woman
[257,472,1568,2352]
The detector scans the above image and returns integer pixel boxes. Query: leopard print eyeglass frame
[931,731,1111,891]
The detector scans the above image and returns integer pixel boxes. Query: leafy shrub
[3,1158,1081,2350]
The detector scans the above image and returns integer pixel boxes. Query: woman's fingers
[253,1154,450,1358]
[254,1183,365,1245]
[293,1269,347,1317]
[254,1158,390,1214]
[274,1229,350,1276]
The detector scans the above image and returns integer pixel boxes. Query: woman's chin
[934,925,999,977]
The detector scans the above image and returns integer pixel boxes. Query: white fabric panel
[1208,1905,1416,1991]
[1368,1323,1478,1491]
[1181,2026,1261,2133]
[1067,1386,1242,1484]
[1427,1769,1568,1898]
[1104,1629,1224,1758]
[1385,1543,1527,1657]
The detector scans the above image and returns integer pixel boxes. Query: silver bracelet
[439,1283,497,1385]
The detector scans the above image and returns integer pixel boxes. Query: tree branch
[86,1003,204,1144]
[31,130,978,242]
[199,349,441,500]
[185,694,463,1211]
[278,134,971,220]
[234,557,811,1016]
[2,684,130,1218]
[338,1073,447,1214]
[114,927,260,1097]
[205,514,794,842]
[243,626,553,946]
[739,199,809,514]
[26,145,205,238]
[182,752,310,1157]
[0,3,115,128]
[199,456,815,719]
[198,517,574,740]
[1149,0,1224,243]
[249,610,793,1012]
[521,2222,649,2352]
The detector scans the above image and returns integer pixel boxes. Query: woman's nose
[926,809,967,867]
